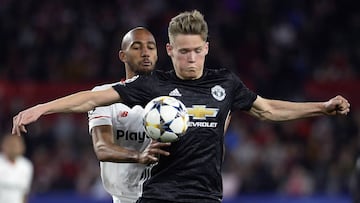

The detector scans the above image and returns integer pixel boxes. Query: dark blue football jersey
[113,68,257,202]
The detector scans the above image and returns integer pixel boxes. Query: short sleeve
[112,74,155,107]
[88,85,113,133]
[231,73,257,111]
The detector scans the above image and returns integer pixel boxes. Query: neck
[126,72,136,79]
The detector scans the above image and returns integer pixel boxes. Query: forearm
[265,100,326,121]
[251,98,327,121]
[91,125,140,163]
[39,91,98,115]
[94,142,140,163]
[13,88,121,134]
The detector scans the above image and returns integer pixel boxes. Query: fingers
[146,154,160,163]
[326,95,350,116]
[150,141,171,148]
[12,124,27,136]
[12,114,28,135]
[149,141,171,155]
[12,115,20,135]
[141,140,171,164]
[334,95,350,115]
[148,147,170,156]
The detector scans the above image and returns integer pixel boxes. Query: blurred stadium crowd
[0,0,359,200]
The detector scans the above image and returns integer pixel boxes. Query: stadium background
[0,0,359,202]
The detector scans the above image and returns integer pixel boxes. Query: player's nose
[187,51,196,62]
[141,47,150,57]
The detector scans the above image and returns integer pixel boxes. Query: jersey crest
[211,85,226,101]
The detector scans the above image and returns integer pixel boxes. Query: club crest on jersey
[211,85,226,101]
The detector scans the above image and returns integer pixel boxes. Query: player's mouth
[186,66,198,71]
[141,60,152,66]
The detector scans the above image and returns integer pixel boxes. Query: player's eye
[148,45,156,50]
[195,48,202,53]
[179,50,188,54]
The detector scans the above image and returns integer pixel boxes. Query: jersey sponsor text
[188,121,218,128]
[116,130,146,143]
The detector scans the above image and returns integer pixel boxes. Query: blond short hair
[168,10,208,44]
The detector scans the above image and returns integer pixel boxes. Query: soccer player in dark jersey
[13,10,350,203]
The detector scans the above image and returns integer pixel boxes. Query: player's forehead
[127,29,156,47]
[171,34,205,49]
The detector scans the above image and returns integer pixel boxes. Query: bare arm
[92,125,170,164]
[248,95,350,121]
[12,88,120,134]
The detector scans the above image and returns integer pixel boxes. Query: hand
[138,140,171,164]
[323,95,350,116]
[12,105,44,135]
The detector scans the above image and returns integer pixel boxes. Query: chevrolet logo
[187,105,218,120]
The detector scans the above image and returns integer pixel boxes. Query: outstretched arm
[91,125,170,164]
[248,95,350,121]
[12,88,121,135]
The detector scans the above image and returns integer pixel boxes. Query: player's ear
[119,50,126,62]
[166,43,173,57]
[204,42,209,55]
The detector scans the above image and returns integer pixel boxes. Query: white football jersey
[88,82,151,202]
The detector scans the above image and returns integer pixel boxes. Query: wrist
[37,104,49,115]
[321,101,332,115]
[131,151,141,163]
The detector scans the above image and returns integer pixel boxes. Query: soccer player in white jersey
[0,133,33,203]
[88,27,170,203]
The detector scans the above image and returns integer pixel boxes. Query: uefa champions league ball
[143,96,189,142]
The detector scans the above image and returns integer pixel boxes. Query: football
[143,96,189,142]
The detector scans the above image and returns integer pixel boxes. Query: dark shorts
[136,198,174,203]
[136,197,221,203]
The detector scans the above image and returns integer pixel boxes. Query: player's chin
[183,70,201,80]
[137,66,154,75]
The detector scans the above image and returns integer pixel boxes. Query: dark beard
[135,69,152,76]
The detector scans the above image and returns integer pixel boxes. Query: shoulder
[92,82,121,91]
[18,156,34,168]
[207,68,232,74]
[205,68,236,79]
[152,69,173,77]
[125,70,171,82]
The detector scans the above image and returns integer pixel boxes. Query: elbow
[72,101,96,113]
[258,111,289,122]
[259,115,277,122]
[253,109,276,122]
[259,115,271,121]
[93,143,113,162]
